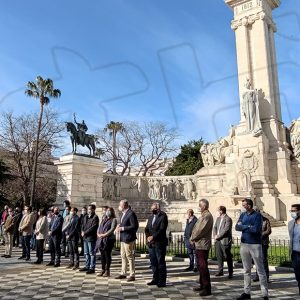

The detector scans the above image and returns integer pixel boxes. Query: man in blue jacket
[235,198,268,300]
[184,209,198,272]
[288,203,300,295]
[47,207,63,267]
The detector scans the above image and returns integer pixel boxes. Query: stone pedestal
[54,154,106,208]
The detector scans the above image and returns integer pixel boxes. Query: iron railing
[114,232,291,266]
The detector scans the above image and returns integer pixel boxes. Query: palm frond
[25,89,39,98]
[26,81,37,91]
[41,96,50,105]
[36,76,44,88]
[50,89,61,98]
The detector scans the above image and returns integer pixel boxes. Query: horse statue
[66,122,96,156]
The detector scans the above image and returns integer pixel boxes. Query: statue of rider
[73,113,88,146]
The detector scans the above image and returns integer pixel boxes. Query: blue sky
[0,1,300,153]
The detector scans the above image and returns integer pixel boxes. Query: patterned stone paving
[0,246,299,299]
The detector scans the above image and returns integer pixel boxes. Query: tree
[0,110,64,206]
[97,121,178,176]
[0,159,10,185]
[25,76,61,206]
[0,159,13,208]
[165,139,204,176]
[135,122,179,176]
[103,121,124,175]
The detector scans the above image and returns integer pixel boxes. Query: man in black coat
[47,206,63,267]
[145,202,168,288]
[115,200,139,282]
[80,204,99,274]
[13,207,22,247]
[66,207,80,270]
[184,209,198,271]
[78,206,87,256]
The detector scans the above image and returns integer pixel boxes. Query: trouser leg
[240,243,252,295]
[250,244,268,297]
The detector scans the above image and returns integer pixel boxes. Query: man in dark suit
[184,209,198,272]
[80,204,99,274]
[213,205,233,278]
[66,207,80,270]
[145,202,168,288]
[115,199,139,282]
[47,206,63,267]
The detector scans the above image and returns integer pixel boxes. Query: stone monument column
[226,0,297,197]
[54,154,106,208]
[227,0,282,125]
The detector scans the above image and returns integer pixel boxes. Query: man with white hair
[115,199,139,282]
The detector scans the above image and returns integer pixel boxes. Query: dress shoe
[236,293,251,300]
[34,260,42,264]
[184,267,193,271]
[72,264,79,270]
[103,270,110,277]
[54,263,60,267]
[115,274,127,279]
[46,262,55,266]
[127,276,135,282]
[25,258,31,261]
[86,269,95,274]
[66,264,74,269]
[199,289,211,297]
[193,267,198,273]
[157,283,166,288]
[147,280,158,286]
[79,267,89,272]
[228,274,233,279]
[18,256,25,260]
[215,271,224,277]
[4,255,11,258]
[97,270,105,277]
[253,276,259,282]
[193,286,204,292]
[263,297,269,300]
[1,254,6,257]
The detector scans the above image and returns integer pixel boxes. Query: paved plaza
[0,246,299,300]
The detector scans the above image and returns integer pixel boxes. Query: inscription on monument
[235,0,261,15]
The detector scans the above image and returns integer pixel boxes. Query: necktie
[152,215,156,226]
[217,218,223,235]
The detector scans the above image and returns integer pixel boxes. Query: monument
[54,114,105,207]
[54,1,300,231]
[196,0,299,222]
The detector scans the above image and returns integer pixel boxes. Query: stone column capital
[231,12,277,31]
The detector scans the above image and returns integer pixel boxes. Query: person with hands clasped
[145,202,168,288]
[235,198,269,300]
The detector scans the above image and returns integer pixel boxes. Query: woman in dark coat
[96,207,117,277]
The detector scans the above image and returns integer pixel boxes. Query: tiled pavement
[0,246,299,300]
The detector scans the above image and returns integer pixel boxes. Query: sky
[0,0,300,154]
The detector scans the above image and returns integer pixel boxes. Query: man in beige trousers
[115,200,139,282]
[18,206,36,261]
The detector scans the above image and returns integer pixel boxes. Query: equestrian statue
[66,113,96,156]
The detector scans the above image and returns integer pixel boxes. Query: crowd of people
[1,198,300,299]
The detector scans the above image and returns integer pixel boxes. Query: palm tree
[104,121,124,174]
[25,76,61,206]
